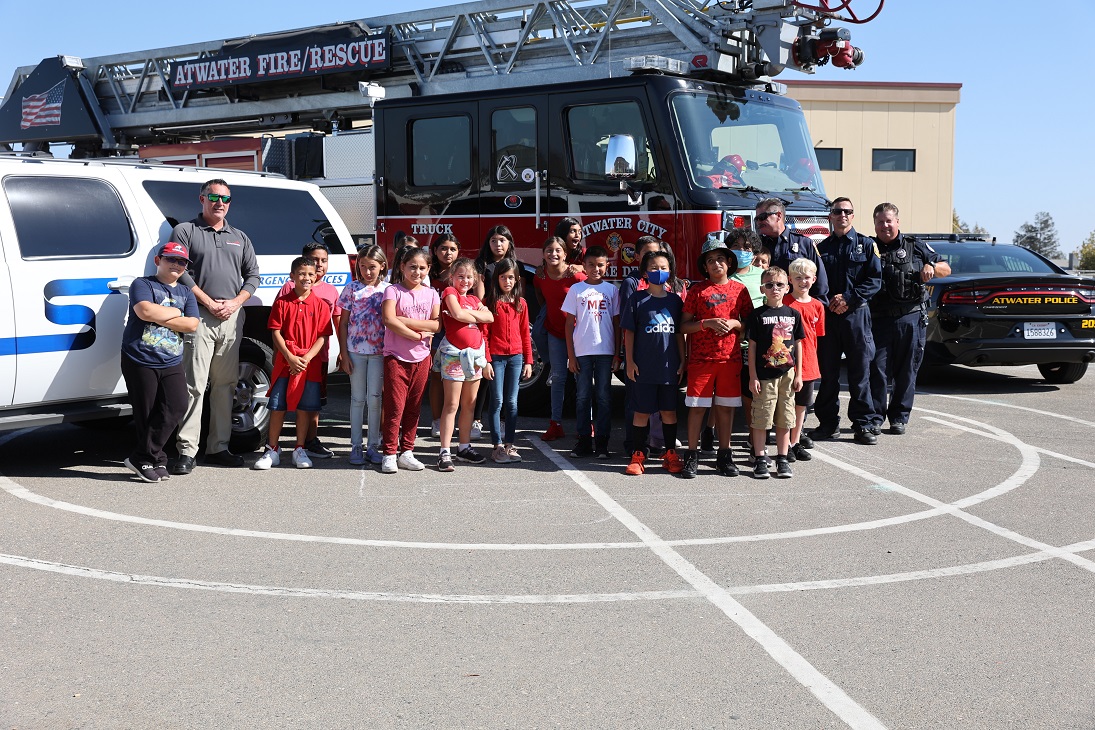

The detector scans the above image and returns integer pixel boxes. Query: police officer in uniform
[755,198,829,305]
[810,198,882,445]
[868,202,951,434]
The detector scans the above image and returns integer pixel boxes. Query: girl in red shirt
[428,234,461,439]
[436,258,494,471]
[482,259,533,463]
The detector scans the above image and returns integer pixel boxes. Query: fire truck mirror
[605,134,637,179]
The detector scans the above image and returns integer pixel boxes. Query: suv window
[142,181,346,255]
[411,116,472,187]
[3,176,135,259]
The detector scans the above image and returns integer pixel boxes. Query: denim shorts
[267,377,322,412]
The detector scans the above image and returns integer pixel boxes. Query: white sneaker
[431,419,441,438]
[397,450,425,471]
[292,446,313,469]
[470,420,483,440]
[381,454,397,474]
[348,445,365,466]
[505,444,522,462]
[253,446,280,470]
[491,444,510,463]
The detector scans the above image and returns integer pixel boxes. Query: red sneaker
[662,449,684,474]
[542,421,565,442]
[624,451,646,476]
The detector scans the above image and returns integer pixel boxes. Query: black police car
[918,234,1095,383]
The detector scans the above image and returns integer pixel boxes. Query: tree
[1077,231,1095,271]
[953,209,989,235]
[1013,212,1062,258]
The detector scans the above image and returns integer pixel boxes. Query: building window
[815,147,843,171]
[872,149,916,172]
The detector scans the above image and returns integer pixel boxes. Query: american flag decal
[20,80,65,129]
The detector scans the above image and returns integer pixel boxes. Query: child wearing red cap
[120,242,200,483]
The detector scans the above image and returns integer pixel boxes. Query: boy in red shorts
[680,234,754,478]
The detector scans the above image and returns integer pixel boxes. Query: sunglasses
[762,281,788,290]
[830,209,854,216]
[756,211,781,221]
[204,193,232,203]
[163,257,189,266]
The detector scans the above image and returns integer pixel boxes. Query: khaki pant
[176,307,245,457]
[751,369,796,430]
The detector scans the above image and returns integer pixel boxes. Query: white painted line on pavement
[919,393,1095,428]
[529,438,889,730]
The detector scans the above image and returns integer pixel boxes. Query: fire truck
[1,0,881,410]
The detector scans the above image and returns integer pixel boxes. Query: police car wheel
[1036,362,1087,385]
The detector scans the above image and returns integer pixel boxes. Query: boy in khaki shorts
[746,267,804,479]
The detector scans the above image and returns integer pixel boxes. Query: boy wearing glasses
[120,242,200,482]
[746,267,804,479]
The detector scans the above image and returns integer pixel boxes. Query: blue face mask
[734,250,754,268]
[646,269,670,286]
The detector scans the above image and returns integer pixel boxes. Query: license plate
[1024,322,1057,340]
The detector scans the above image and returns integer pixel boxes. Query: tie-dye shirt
[336,280,390,355]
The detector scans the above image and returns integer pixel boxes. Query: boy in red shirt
[680,235,754,478]
[784,258,825,463]
[254,257,333,470]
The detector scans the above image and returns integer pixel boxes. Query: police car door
[0,168,141,407]
[0,225,14,406]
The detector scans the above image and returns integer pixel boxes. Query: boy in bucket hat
[678,231,754,479]
[119,242,200,482]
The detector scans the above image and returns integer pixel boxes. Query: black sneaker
[774,457,793,479]
[808,425,838,441]
[715,448,739,477]
[752,456,771,480]
[153,466,171,481]
[570,439,595,458]
[455,446,485,464]
[798,434,815,450]
[305,437,335,459]
[437,452,455,472]
[680,450,699,479]
[700,426,716,454]
[889,421,907,435]
[124,458,160,483]
[790,443,812,462]
[853,428,878,445]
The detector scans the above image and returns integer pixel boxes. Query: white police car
[0,154,353,451]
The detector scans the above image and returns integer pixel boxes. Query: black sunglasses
[762,281,788,289]
[756,211,781,221]
[830,209,854,216]
[204,193,232,203]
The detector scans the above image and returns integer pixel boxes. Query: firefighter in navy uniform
[754,198,830,305]
[810,198,882,446]
[868,202,951,435]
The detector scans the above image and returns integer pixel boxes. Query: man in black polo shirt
[171,179,260,474]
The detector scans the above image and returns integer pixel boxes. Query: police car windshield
[671,92,824,195]
[933,243,1061,276]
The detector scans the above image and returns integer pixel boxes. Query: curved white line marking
[920,392,1095,428]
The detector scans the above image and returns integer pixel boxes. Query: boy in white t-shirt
[561,245,620,459]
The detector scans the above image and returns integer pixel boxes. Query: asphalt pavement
[2,364,1094,729]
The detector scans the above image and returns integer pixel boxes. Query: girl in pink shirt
[379,248,440,474]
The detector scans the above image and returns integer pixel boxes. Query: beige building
[784,80,961,234]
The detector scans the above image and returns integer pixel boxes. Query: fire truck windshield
[671,92,825,196]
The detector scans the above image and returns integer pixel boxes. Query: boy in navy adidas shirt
[621,249,686,475]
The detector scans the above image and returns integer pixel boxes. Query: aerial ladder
[1,0,880,155]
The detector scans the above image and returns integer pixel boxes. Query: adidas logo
[644,309,676,334]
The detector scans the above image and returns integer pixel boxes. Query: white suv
[0,154,353,451]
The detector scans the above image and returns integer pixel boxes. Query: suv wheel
[229,338,273,454]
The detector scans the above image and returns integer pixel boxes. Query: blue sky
[3,0,1092,254]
